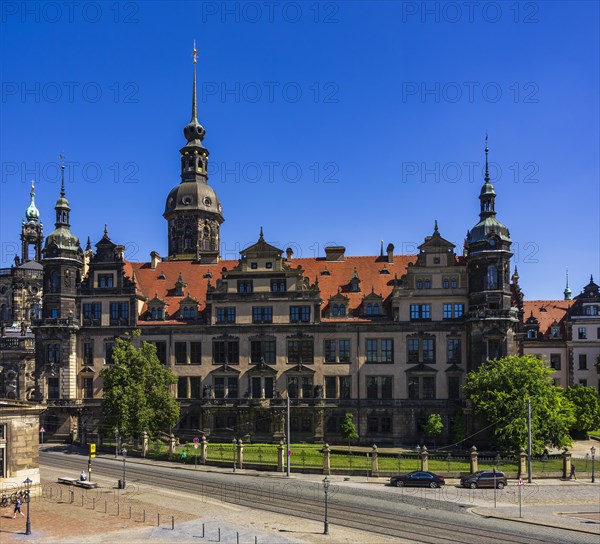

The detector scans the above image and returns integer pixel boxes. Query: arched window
[189,307,195,318]
[332,304,339,316]
[366,303,372,315]
[373,303,380,315]
[202,226,211,250]
[416,279,423,289]
[151,308,156,320]
[157,308,163,320]
[50,270,59,293]
[487,265,498,290]
[183,307,189,319]
[339,305,346,316]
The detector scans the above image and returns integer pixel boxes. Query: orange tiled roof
[126,255,419,324]
[523,300,570,337]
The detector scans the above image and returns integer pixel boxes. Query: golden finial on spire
[193,40,198,64]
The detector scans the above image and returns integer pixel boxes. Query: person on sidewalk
[570,464,577,480]
[181,450,187,463]
[12,497,24,518]
[80,471,87,481]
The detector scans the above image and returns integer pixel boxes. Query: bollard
[158,513,160,527]
[218,527,221,542]
[255,536,257,544]
[129,505,132,519]
[105,500,107,513]
[171,516,174,530]
[202,522,205,538]
[143,509,146,522]
[237,531,239,544]
[70,490,74,503]
[117,502,120,516]
[93,497,96,510]
[81,494,84,506]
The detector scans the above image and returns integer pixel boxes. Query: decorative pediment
[179,294,199,319]
[240,228,283,259]
[361,289,384,317]
[146,293,168,320]
[210,364,240,375]
[284,364,316,374]
[327,291,349,318]
[248,361,277,374]
[405,363,438,374]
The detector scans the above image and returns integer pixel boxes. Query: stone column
[421,446,429,472]
[371,445,379,477]
[562,447,571,480]
[277,439,285,472]
[470,446,478,473]
[518,447,527,478]
[237,438,244,469]
[323,443,331,475]
[201,436,208,464]
[141,431,149,458]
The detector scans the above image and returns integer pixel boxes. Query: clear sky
[1,1,598,300]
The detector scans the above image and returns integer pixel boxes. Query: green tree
[564,385,600,436]
[464,355,575,454]
[425,414,443,448]
[340,413,359,451]
[101,330,180,438]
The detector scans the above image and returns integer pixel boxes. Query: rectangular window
[579,354,588,370]
[287,339,314,363]
[83,342,94,365]
[228,377,239,399]
[290,305,311,323]
[447,339,461,364]
[237,280,253,293]
[270,279,286,292]
[153,341,167,365]
[47,343,60,365]
[580,379,587,387]
[83,377,93,399]
[448,376,460,399]
[325,376,336,398]
[453,304,464,318]
[175,342,187,364]
[302,377,313,398]
[338,340,350,362]
[408,338,419,363]
[443,278,449,289]
[443,304,452,319]
[83,303,101,321]
[216,307,236,324]
[451,278,457,289]
[109,302,129,324]
[215,377,238,399]
[578,327,587,339]
[408,377,419,400]
[324,340,337,363]
[251,339,276,364]
[366,338,394,363]
[325,339,351,362]
[339,376,351,399]
[288,376,299,398]
[105,342,115,364]
[48,377,60,399]
[366,377,378,399]
[213,340,239,365]
[98,274,113,288]
[410,304,430,320]
[423,377,436,399]
[177,377,188,399]
[367,376,392,399]
[190,342,201,365]
[424,279,431,289]
[252,306,273,323]
[423,339,435,363]
[550,353,561,370]
[189,377,201,399]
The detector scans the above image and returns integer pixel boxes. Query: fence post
[421,446,429,472]
[277,439,285,472]
[142,431,149,458]
[201,435,208,464]
[562,447,571,480]
[470,446,478,474]
[323,443,331,475]
[518,447,527,479]
[237,439,244,469]
[371,445,379,477]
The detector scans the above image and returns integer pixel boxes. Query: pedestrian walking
[12,496,24,518]
[181,449,187,463]
[570,464,577,480]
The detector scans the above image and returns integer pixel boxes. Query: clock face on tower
[489,239,496,247]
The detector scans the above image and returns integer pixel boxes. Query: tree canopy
[100,330,179,437]
[464,355,575,454]
[340,413,359,446]
[564,385,600,435]
[425,414,443,439]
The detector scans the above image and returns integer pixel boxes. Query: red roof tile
[523,300,570,337]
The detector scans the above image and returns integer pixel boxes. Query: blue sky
[1,1,598,300]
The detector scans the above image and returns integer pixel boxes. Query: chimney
[150,251,161,270]
[286,247,293,261]
[324,246,346,262]
[386,243,394,264]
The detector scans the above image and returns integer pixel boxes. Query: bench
[57,477,98,489]
[57,477,78,485]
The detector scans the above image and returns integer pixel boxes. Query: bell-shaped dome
[164,181,222,218]
[25,181,40,222]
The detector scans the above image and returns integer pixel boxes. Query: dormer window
[351,282,360,292]
[585,305,598,316]
[527,329,536,339]
[251,262,258,269]
[416,279,423,289]
[551,327,559,337]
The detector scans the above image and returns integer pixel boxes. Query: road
[40,450,596,544]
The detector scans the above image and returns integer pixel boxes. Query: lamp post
[122,448,127,489]
[591,446,596,484]
[232,438,237,473]
[322,476,330,535]
[416,445,421,470]
[24,477,32,535]
[114,427,119,459]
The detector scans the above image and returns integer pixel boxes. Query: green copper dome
[25,181,40,222]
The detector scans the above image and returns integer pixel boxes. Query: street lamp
[114,427,119,459]
[23,477,32,535]
[232,438,237,473]
[591,446,596,484]
[322,476,330,535]
[122,448,127,489]
[416,445,421,470]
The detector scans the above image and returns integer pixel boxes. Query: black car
[390,471,445,488]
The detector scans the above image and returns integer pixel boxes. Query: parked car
[390,471,445,488]
[460,470,508,489]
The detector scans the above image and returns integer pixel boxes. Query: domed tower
[21,180,44,262]
[40,162,84,320]
[163,43,224,263]
[465,139,520,369]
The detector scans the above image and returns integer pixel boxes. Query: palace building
[1,51,597,445]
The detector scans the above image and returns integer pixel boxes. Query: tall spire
[563,268,572,300]
[25,180,40,222]
[60,153,66,197]
[54,153,71,228]
[484,133,490,182]
[192,40,198,122]
[479,135,496,219]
